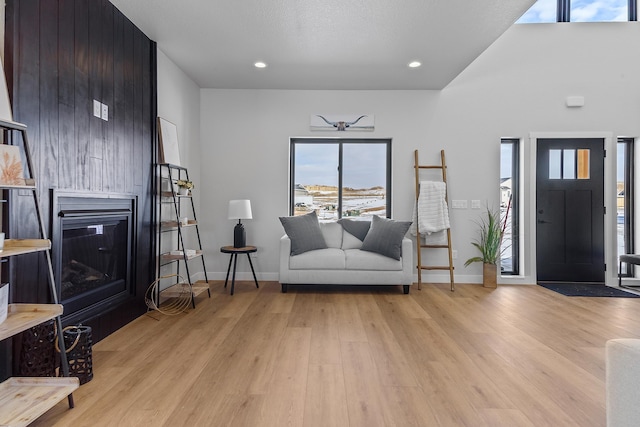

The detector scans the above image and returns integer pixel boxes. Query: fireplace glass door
[59,214,131,317]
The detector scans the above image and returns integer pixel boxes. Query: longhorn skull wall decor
[310,114,374,131]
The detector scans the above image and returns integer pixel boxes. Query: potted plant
[176,179,194,196]
[464,207,503,288]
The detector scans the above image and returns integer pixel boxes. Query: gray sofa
[278,216,413,294]
[606,338,640,427]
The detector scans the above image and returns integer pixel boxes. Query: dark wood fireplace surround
[3,0,157,352]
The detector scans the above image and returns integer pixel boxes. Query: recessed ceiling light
[254,61,267,68]
[408,61,422,68]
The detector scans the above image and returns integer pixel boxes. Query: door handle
[538,220,551,224]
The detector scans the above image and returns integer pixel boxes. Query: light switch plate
[451,200,468,209]
[93,100,101,118]
[471,200,481,209]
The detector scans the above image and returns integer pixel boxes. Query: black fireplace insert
[52,192,136,324]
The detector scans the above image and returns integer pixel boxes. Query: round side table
[220,246,259,295]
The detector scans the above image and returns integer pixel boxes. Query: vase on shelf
[177,187,189,196]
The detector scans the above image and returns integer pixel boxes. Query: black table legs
[224,253,260,295]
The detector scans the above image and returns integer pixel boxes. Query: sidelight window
[618,138,634,275]
[501,139,520,275]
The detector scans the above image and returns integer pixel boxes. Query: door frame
[527,131,617,286]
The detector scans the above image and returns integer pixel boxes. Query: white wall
[200,90,441,281]
[157,49,203,280]
[439,22,640,285]
[157,49,201,184]
[198,22,640,286]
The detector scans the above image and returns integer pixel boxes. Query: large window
[518,0,636,22]
[501,139,520,275]
[618,138,635,275]
[289,138,391,220]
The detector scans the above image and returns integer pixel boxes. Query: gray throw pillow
[337,218,371,241]
[361,215,412,260]
[279,211,327,255]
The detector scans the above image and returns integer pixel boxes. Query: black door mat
[538,282,640,297]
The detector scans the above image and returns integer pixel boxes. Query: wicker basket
[19,319,56,377]
[59,325,94,385]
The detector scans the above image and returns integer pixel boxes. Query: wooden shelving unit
[0,304,63,341]
[155,163,210,308]
[0,239,51,258]
[0,179,35,189]
[0,119,78,425]
[160,219,197,230]
[160,250,203,263]
[0,377,79,427]
[159,280,210,302]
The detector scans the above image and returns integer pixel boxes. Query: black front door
[536,138,605,283]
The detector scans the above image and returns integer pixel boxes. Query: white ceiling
[110,0,536,90]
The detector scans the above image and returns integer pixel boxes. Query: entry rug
[538,282,640,298]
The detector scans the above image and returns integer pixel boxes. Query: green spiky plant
[464,207,503,267]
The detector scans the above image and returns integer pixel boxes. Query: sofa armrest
[401,237,413,284]
[606,338,640,427]
[279,235,291,283]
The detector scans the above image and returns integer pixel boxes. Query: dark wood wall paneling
[4,0,157,342]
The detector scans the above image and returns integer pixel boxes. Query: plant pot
[178,187,189,196]
[483,263,497,288]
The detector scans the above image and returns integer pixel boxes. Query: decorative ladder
[414,149,455,291]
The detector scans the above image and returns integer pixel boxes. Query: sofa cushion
[345,249,403,271]
[289,248,346,270]
[341,230,363,250]
[320,222,343,249]
[279,211,327,255]
[338,218,371,241]
[361,215,412,260]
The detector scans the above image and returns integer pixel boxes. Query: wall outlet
[471,200,481,209]
[452,250,458,259]
[101,103,109,121]
[93,100,101,118]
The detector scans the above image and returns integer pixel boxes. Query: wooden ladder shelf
[0,119,78,426]
[414,149,455,291]
[155,163,211,309]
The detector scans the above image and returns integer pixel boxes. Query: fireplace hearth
[52,191,136,325]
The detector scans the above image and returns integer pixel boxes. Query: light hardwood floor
[31,281,640,426]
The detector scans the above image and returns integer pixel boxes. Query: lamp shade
[228,200,252,220]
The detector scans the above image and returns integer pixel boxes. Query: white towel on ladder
[412,181,450,237]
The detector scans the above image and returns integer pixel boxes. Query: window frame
[289,138,392,219]
[500,138,520,275]
[558,0,571,21]
[520,0,637,22]
[618,137,635,277]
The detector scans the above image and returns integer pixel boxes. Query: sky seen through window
[517,0,628,23]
